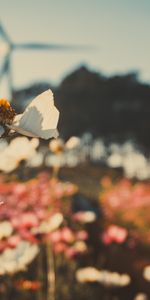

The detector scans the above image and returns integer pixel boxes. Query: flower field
[0,151,149,300]
[0,91,150,300]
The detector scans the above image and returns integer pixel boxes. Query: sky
[0,0,150,91]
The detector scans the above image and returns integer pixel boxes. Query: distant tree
[13,66,150,147]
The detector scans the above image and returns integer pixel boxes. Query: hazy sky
[1,0,150,89]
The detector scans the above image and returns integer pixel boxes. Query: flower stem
[46,243,56,300]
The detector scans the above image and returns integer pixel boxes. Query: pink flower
[64,247,76,259]
[19,229,38,243]
[12,184,27,197]
[76,230,88,241]
[12,213,39,229]
[7,235,21,248]
[61,227,75,243]
[50,230,62,244]
[101,225,128,245]
[53,242,66,253]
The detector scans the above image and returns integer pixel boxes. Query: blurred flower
[18,229,38,244]
[0,241,39,275]
[53,242,66,254]
[76,230,88,241]
[11,212,39,229]
[7,235,21,248]
[32,213,63,234]
[73,211,96,223]
[15,279,41,291]
[101,225,128,245]
[64,247,77,258]
[49,138,64,154]
[61,241,87,258]
[61,227,75,243]
[47,136,81,170]
[27,152,44,168]
[0,90,59,140]
[65,136,81,150]
[73,241,87,253]
[134,293,148,300]
[0,137,39,173]
[0,173,78,270]
[143,265,150,281]
[105,272,131,287]
[45,153,65,168]
[0,221,13,239]
[50,230,62,244]
[76,267,131,287]
[100,178,150,245]
[76,267,102,283]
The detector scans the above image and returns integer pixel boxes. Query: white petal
[8,125,58,139]
[9,90,59,140]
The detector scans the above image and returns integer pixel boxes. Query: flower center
[0,99,16,125]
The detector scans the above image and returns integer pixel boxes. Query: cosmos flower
[0,221,13,239]
[0,241,39,275]
[143,265,150,281]
[49,138,64,154]
[49,136,81,153]
[0,89,59,140]
[76,267,131,287]
[7,235,21,248]
[0,137,39,173]
[27,152,44,168]
[73,211,96,223]
[76,267,102,283]
[11,212,39,229]
[47,136,81,169]
[133,293,148,300]
[76,230,88,241]
[32,213,63,234]
[65,136,81,150]
[101,225,128,245]
[73,241,87,253]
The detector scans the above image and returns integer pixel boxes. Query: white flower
[143,265,150,281]
[65,136,81,150]
[45,153,66,168]
[27,152,44,168]
[0,89,59,140]
[134,293,148,300]
[73,241,87,253]
[32,213,63,234]
[0,241,39,275]
[76,267,131,287]
[49,138,64,153]
[0,221,13,239]
[0,137,39,173]
[76,267,102,283]
[74,211,97,223]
